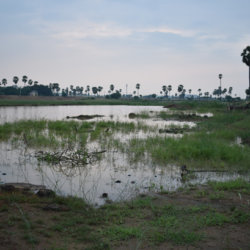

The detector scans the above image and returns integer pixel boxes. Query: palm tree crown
[13,76,19,85]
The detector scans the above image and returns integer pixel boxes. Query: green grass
[208,179,250,191]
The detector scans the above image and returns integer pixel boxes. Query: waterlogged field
[0,102,250,249]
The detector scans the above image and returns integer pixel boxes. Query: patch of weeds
[229,210,250,224]
[208,179,250,191]
[195,189,209,198]
[209,190,226,200]
[23,232,39,245]
[0,204,9,212]
[165,229,203,245]
[199,212,230,226]
[101,226,142,241]
[34,218,44,225]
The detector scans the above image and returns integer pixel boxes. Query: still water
[0,105,238,206]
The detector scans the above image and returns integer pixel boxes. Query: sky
[0,0,250,97]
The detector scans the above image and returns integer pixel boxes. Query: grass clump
[208,179,250,191]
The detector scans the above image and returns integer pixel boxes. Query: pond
[1,105,241,206]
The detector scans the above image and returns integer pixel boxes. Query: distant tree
[80,87,84,95]
[222,88,227,98]
[2,78,7,87]
[160,91,162,96]
[53,83,59,94]
[162,86,167,99]
[133,91,136,96]
[152,94,156,98]
[28,79,33,86]
[98,86,103,96]
[228,87,233,96]
[167,85,172,98]
[198,88,201,99]
[34,81,38,87]
[177,85,183,97]
[245,89,250,98]
[13,76,19,86]
[188,89,192,94]
[241,46,250,91]
[86,85,90,96]
[65,87,69,96]
[119,89,122,94]
[22,76,28,87]
[111,90,121,99]
[136,83,140,96]
[110,84,114,93]
[92,87,98,95]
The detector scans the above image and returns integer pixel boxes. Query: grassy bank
[0,97,233,107]
[0,179,250,250]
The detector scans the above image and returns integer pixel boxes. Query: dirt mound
[163,104,192,109]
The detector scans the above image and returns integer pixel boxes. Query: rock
[115,180,121,183]
[66,115,104,120]
[128,174,131,176]
[43,204,62,211]
[128,113,136,119]
[131,181,135,184]
[102,193,108,198]
[37,189,55,198]
[204,115,208,118]
[2,173,6,175]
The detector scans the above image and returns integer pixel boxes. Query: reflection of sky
[0,1,250,97]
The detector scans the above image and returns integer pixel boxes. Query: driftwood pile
[35,149,106,165]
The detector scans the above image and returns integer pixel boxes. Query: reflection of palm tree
[136,83,140,96]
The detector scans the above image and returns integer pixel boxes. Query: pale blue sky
[0,0,249,96]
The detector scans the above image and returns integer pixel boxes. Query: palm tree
[160,91,162,97]
[188,89,192,95]
[162,86,167,99]
[86,85,90,96]
[133,91,136,96]
[34,81,38,86]
[28,79,33,86]
[167,85,172,98]
[198,89,201,99]
[2,78,7,87]
[218,74,222,102]
[241,46,250,91]
[136,83,140,96]
[228,87,233,96]
[13,76,19,86]
[110,84,114,93]
[92,87,98,96]
[178,85,183,98]
[22,76,28,86]
[98,86,103,96]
